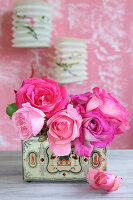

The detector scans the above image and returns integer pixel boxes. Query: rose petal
[49,139,71,156]
[87,169,100,189]
[107,176,121,193]
[74,137,93,157]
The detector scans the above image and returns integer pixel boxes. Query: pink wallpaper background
[0,0,133,150]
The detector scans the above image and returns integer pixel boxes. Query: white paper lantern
[54,37,88,83]
[12,1,52,48]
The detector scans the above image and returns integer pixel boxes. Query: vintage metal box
[22,136,106,181]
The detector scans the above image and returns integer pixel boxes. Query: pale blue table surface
[0,150,133,200]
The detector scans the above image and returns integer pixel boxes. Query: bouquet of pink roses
[6,76,130,157]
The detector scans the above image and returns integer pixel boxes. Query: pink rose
[74,111,115,157]
[86,87,130,134]
[12,103,45,140]
[16,77,68,118]
[70,92,92,113]
[47,104,82,156]
[87,169,121,193]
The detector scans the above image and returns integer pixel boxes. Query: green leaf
[6,103,17,117]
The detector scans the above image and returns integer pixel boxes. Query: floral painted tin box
[6,76,130,182]
[22,137,106,181]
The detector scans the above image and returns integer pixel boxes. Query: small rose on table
[87,169,121,193]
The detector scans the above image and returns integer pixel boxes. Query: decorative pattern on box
[22,137,106,181]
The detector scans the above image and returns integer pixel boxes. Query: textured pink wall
[0,0,133,150]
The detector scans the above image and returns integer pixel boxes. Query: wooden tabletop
[0,150,133,200]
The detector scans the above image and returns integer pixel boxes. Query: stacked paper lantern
[12,1,52,48]
[54,37,88,83]
[11,2,88,83]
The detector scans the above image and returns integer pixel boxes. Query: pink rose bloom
[74,111,115,157]
[16,77,68,118]
[86,87,130,134]
[12,103,45,140]
[87,169,121,193]
[70,92,92,113]
[47,104,82,156]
